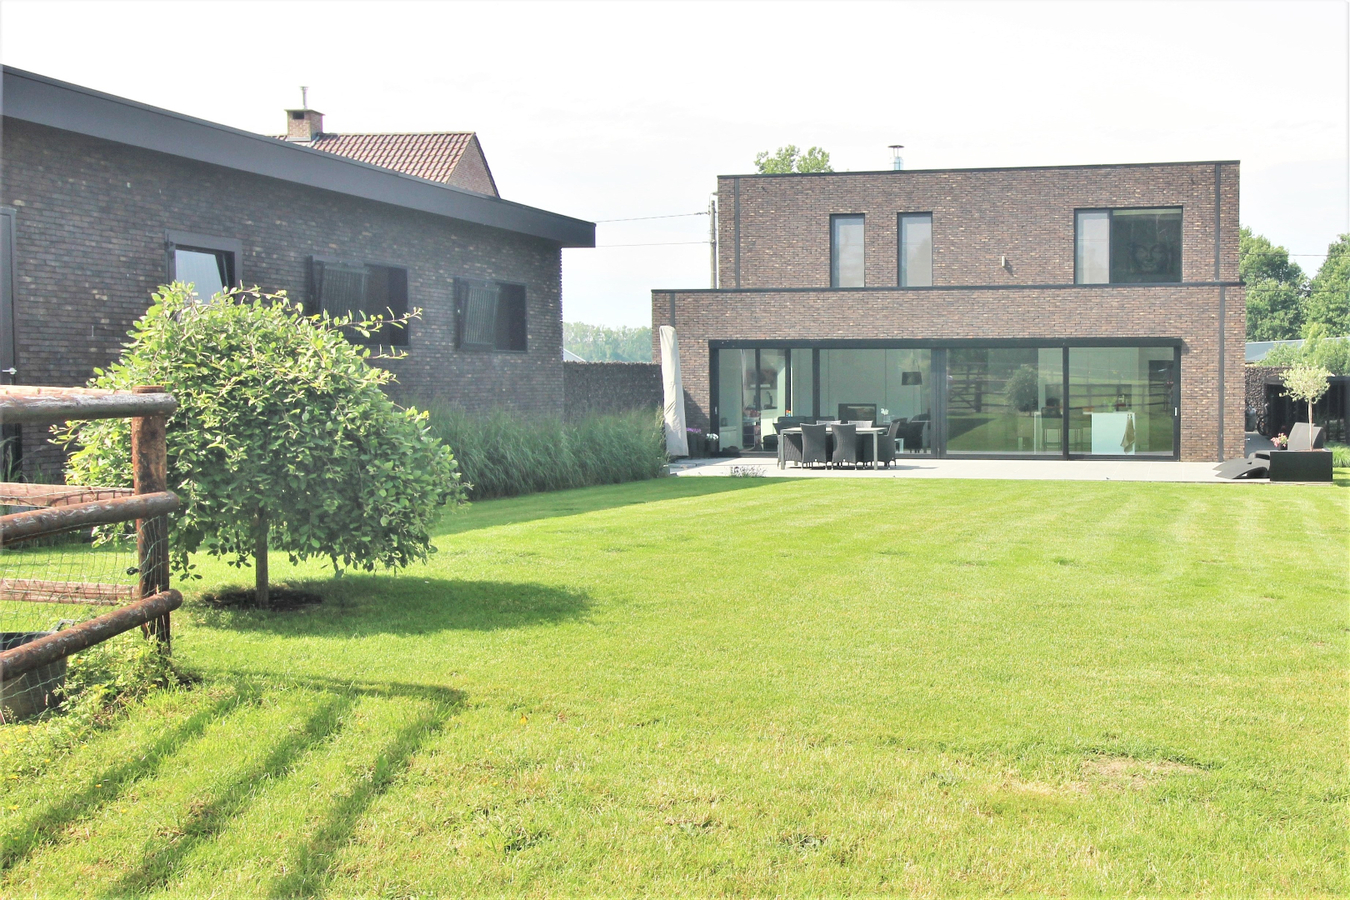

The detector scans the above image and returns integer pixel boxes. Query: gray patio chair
[877,419,902,468]
[781,430,804,467]
[830,423,859,469]
[799,423,828,469]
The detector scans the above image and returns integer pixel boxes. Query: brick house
[0,67,593,469]
[652,161,1244,462]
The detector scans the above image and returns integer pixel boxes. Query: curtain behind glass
[1075,211,1110,284]
[831,215,865,287]
[899,214,932,286]
[174,249,227,302]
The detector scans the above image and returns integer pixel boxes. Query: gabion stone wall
[1246,365,1289,434]
[563,361,662,422]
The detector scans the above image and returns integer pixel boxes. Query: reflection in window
[899,213,932,286]
[454,279,526,352]
[173,248,232,302]
[1076,208,1182,284]
[1068,347,1175,456]
[945,347,1063,455]
[311,258,411,346]
[831,215,864,287]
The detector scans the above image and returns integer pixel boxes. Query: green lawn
[1,475,1347,897]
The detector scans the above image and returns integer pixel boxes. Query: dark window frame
[454,278,528,353]
[897,211,934,287]
[307,254,411,347]
[829,213,866,288]
[1074,206,1184,285]
[164,229,242,296]
[708,338,1181,462]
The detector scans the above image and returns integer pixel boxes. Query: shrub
[428,406,665,500]
[1329,443,1350,468]
[59,284,465,605]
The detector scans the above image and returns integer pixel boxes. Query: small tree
[1281,363,1333,439]
[59,284,465,606]
[754,145,833,174]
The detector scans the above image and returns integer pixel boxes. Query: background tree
[1303,234,1350,338]
[1241,227,1307,341]
[1262,323,1350,375]
[562,322,653,362]
[1280,363,1333,436]
[754,145,833,174]
[60,284,464,607]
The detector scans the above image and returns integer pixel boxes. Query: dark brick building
[653,162,1244,462]
[0,67,593,468]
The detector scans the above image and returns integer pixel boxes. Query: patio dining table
[776,424,889,470]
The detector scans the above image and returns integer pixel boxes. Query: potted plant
[1271,365,1334,482]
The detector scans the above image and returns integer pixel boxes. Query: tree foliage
[562,322,653,362]
[1261,323,1350,375]
[754,145,833,174]
[1281,363,1333,432]
[1241,227,1307,341]
[59,285,464,600]
[1304,234,1350,338]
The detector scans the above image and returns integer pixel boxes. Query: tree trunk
[255,509,270,608]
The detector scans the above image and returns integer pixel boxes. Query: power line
[594,211,708,223]
[593,240,711,248]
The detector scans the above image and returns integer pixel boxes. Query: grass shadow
[106,691,359,895]
[433,477,778,536]
[264,702,450,898]
[0,686,257,872]
[188,579,590,638]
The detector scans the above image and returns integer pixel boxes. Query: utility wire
[593,239,711,248]
[595,211,709,223]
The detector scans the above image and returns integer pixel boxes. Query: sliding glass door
[1067,347,1177,456]
[945,347,1064,455]
[710,342,1179,459]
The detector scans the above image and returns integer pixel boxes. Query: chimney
[285,107,324,142]
[889,144,905,171]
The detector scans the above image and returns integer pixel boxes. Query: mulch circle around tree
[199,587,324,611]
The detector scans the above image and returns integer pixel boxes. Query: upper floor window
[166,230,241,302]
[830,214,865,287]
[898,213,933,287]
[1075,208,1182,284]
[309,256,410,346]
[456,279,527,352]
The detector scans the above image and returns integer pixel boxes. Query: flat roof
[1,67,595,248]
[724,159,1240,180]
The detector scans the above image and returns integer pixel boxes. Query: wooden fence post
[131,384,171,649]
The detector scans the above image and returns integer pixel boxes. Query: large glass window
[831,215,865,287]
[453,279,526,352]
[898,213,933,287]
[1068,347,1176,456]
[945,348,1064,455]
[1076,208,1182,284]
[819,348,933,452]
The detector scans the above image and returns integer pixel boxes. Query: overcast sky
[3,0,1346,328]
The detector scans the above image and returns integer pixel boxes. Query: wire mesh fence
[0,387,181,723]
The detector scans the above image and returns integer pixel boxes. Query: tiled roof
[294,132,480,186]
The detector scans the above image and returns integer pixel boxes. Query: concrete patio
[668,454,1244,482]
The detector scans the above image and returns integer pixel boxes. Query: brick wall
[562,361,661,422]
[653,284,1246,462]
[3,119,565,466]
[663,162,1245,462]
[718,162,1240,289]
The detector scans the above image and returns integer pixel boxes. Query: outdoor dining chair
[799,423,828,468]
[830,423,859,468]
